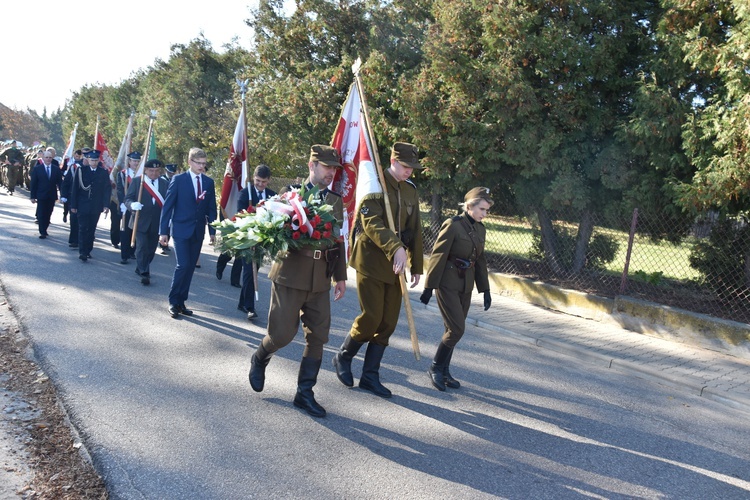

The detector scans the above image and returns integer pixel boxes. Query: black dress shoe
[195,264,201,269]
[134,268,142,276]
[120,259,128,264]
[168,305,180,318]
[247,310,258,321]
[141,277,150,285]
[113,243,120,249]
[69,243,78,248]
[179,305,193,316]
[231,282,241,288]
[79,255,88,262]
[39,234,47,239]
[63,215,67,223]
[86,254,92,259]
[237,305,249,313]
[216,269,223,280]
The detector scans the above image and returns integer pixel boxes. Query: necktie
[46,166,50,178]
[196,175,201,202]
[257,189,264,201]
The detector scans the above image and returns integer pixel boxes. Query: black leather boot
[249,344,273,392]
[443,346,460,389]
[332,335,364,387]
[429,342,451,391]
[359,343,392,398]
[293,357,326,418]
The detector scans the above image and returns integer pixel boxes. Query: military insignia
[360,206,369,215]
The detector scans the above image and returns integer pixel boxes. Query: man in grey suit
[126,159,169,285]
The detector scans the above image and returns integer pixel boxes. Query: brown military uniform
[262,179,348,359]
[348,168,424,345]
[424,214,489,347]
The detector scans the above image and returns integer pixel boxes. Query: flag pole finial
[237,79,249,100]
[149,110,157,121]
[351,57,362,76]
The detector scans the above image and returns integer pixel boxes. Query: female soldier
[420,187,494,391]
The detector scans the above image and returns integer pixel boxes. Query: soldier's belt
[450,256,474,269]
[291,247,338,261]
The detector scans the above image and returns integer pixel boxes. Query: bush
[530,227,619,272]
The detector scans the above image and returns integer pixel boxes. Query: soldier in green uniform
[420,187,493,390]
[248,145,348,418]
[333,142,425,398]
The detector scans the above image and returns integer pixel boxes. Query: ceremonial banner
[62,123,78,168]
[94,129,114,172]
[331,82,380,259]
[113,114,135,175]
[220,102,247,219]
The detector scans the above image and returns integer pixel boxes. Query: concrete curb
[488,272,750,361]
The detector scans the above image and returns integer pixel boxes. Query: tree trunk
[572,209,594,275]
[538,207,564,275]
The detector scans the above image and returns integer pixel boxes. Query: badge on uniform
[360,206,369,215]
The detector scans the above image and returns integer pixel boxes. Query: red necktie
[196,175,201,203]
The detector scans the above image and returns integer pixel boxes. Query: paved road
[2,187,750,499]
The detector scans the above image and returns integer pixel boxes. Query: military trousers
[436,287,473,348]
[262,282,331,360]
[134,228,160,276]
[349,272,402,346]
[77,210,101,257]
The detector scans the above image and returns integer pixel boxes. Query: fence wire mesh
[422,206,750,325]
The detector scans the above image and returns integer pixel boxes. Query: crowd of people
[3,139,495,418]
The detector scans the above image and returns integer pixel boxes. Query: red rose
[323,231,331,238]
[324,222,332,230]
[247,205,256,213]
[292,231,301,240]
[312,215,321,226]
[312,230,321,240]
[230,216,237,222]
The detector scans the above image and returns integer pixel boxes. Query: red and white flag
[62,123,78,167]
[331,82,381,258]
[220,103,247,218]
[94,129,114,172]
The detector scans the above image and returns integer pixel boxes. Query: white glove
[60,197,67,203]
[130,202,143,211]
[120,203,127,213]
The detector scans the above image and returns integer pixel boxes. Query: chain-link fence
[422,205,750,325]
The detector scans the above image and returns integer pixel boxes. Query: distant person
[29,149,63,239]
[126,159,169,285]
[116,151,141,263]
[69,150,112,262]
[420,187,493,391]
[159,148,216,318]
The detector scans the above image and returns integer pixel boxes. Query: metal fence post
[619,208,639,295]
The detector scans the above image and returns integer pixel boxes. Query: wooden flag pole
[130,111,156,246]
[119,112,135,232]
[352,59,420,361]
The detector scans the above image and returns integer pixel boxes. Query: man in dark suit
[69,150,112,262]
[236,164,276,320]
[29,149,63,239]
[126,159,169,285]
[159,147,217,318]
[248,145,347,418]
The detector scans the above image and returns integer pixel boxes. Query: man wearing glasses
[159,148,217,318]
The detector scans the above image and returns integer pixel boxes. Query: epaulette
[451,215,463,222]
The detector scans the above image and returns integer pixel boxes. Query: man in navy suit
[159,147,217,318]
[236,164,276,320]
[30,149,63,239]
[126,159,169,285]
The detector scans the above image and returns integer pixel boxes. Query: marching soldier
[333,142,425,398]
[69,150,112,262]
[116,151,141,263]
[248,145,347,418]
[420,187,493,391]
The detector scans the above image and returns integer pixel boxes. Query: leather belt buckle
[313,249,322,260]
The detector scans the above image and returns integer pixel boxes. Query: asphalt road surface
[2,188,750,499]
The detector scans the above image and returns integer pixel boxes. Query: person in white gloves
[125,159,168,285]
[116,151,142,264]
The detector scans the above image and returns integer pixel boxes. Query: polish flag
[331,82,381,258]
[220,104,247,219]
[94,130,114,172]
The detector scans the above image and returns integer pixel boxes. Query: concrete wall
[489,272,750,360]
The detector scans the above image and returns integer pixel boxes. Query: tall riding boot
[332,335,365,387]
[429,342,452,391]
[249,343,273,392]
[443,346,460,389]
[293,357,326,418]
[359,343,392,398]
